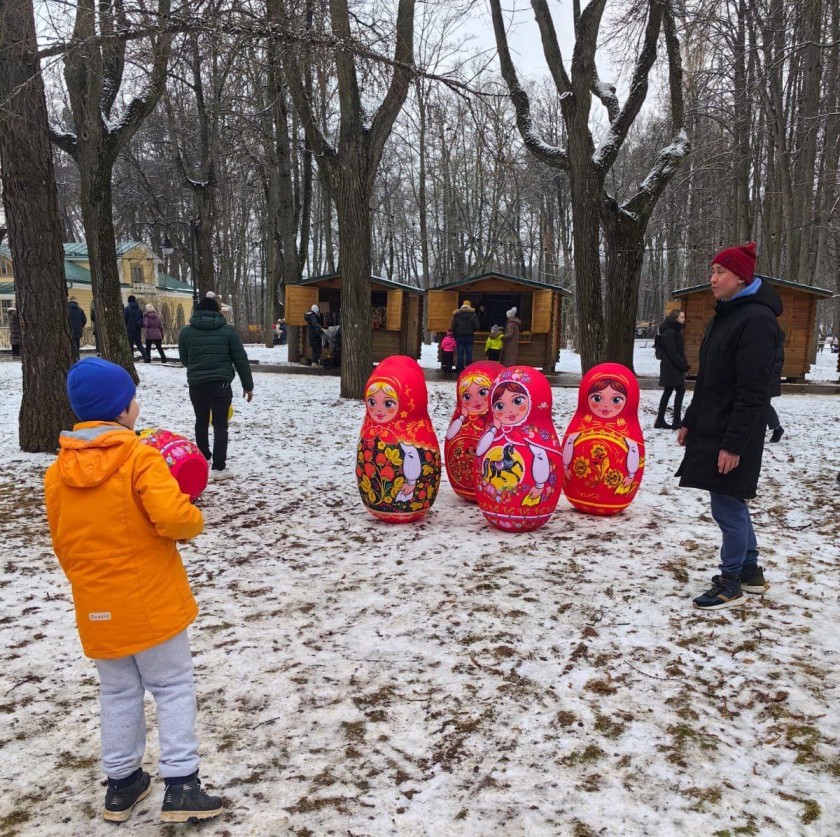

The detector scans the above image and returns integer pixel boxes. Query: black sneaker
[653,418,672,429]
[693,575,745,610]
[770,427,784,443]
[103,769,152,822]
[740,564,769,594]
[160,776,223,823]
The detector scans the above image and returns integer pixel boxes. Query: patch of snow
[0,349,837,834]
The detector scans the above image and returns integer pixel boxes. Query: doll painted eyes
[478,388,489,398]
[384,399,396,409]
[513,396,526,407]
[462,393,471,402]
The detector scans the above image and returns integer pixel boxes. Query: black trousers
[658,386,685,420]
[145,339,167,362]
[189,381,233,470]
[127,330,146,361]
[309,339,322,364]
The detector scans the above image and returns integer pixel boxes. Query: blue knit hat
[67,358,136,422]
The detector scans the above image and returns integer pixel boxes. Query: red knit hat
[711,242,757,283]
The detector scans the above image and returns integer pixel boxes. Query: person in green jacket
[178,297,254,480]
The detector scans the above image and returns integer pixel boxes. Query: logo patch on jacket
[88,612,112,621]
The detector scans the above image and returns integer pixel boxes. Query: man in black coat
[67,296,87,360]
[124,295,147,361]
[677,242,782,611]
[450,300,481,372]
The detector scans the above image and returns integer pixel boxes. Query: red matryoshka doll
[356,355,441,523]
[138,428,209,503]
[474,366,563,532]
[561,362,645,516]
[444,361,504,502]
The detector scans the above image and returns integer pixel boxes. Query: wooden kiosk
[426,272,570,372]
[285,273,424,364]
[673,275,833,381]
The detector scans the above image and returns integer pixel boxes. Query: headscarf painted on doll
[360,355,438,450]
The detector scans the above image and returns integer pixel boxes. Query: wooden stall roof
[673,275,833,299]
[289,272,423,294]
[432,271,572,296]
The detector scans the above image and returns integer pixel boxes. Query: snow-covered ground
[0,347,838,836]
[243,337,840,383]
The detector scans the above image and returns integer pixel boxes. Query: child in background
[485,325,503,361]
[44,358,223,825]
[440,330,457,373]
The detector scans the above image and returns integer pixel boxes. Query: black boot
[655,392,672,429]
[160,774,223,823]
[103,769,152,822]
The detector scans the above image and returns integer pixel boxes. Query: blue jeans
[709,492,759,577]
[455,337,473,370]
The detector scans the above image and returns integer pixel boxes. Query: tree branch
[330,0,363,140]
[369,0,416,168]
[105,0,173,158]
[270,0,336,164]
[593,0,662,174]
[488,0,568,170]
[530,0,572,98]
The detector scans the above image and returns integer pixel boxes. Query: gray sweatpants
[94,629,200,781]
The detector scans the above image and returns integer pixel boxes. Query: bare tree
[0,0,77,451]
[50,0,173,380]
[490,0,689,370]
[273,0,415,399]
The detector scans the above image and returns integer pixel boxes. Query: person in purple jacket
[143,304,167,363]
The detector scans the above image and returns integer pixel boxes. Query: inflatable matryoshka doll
[356,355,441,523]
[474,366,563,532]
[444,361,504,502]
[138,428,209,503]
[561,362,645,516]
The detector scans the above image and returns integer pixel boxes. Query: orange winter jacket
[44,422,204,659]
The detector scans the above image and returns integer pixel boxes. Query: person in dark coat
[303,304,324,365]
[677,242,783,611]
[450,300,481,372]
[124,295,147,362]
[68,296,87,360]
[143,304,167,363]
[654,309,689,429]
[178,296,254,479]
[7,305,21,357]
[766,327,785,443]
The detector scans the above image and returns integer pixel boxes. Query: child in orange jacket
[44,358,223,825]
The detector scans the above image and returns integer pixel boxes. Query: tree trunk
[78,158,138,379]
[194,189,215,296]
[569,161,605,371]
[332,161,373,399]
[602,204,646,370]
[0,0,77,451]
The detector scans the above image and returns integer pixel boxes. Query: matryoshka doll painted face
[356,355,441,523]
[561,362,645,516]
[444,361,504,502]
[474,366,563,532]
